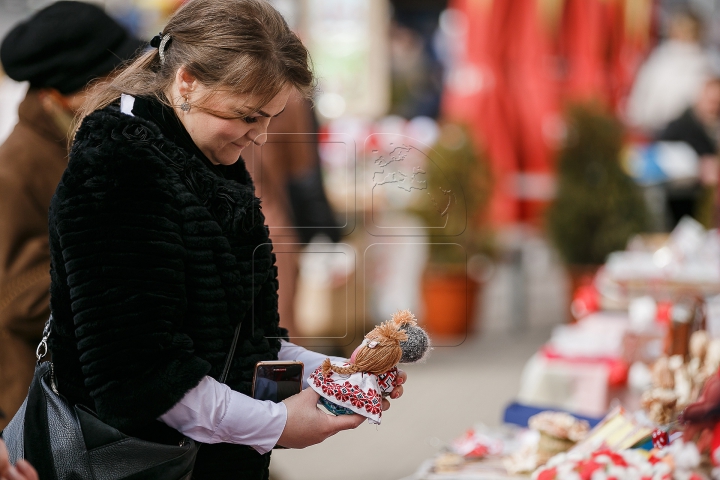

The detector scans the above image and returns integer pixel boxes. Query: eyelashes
[204,109,259,123]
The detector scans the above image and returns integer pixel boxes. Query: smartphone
[251,361,304,403]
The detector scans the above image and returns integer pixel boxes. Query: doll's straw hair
[322,310,417,376]
[390,310,416,327]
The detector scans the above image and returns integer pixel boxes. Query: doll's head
[323,310,430,376]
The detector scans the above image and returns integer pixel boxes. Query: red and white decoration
[309,362,398,424]
[532,440,703,480]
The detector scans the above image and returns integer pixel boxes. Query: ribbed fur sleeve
[49,108,285,440]
[49,112,211,431]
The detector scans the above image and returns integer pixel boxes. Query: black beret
[0,1,145,94]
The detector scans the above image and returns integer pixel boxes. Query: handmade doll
[309,309,429,424]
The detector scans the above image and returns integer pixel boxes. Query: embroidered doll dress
[309,363,398,424]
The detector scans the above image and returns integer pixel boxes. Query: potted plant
[410,122,494,337]
[547,104,649,311]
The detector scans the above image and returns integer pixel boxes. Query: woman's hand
[0,440,38,480]
[278,388,364,449]
[381,368,407,411]
[277,369,408,448]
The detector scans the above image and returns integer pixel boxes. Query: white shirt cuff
[278,340,347,389]
[159,376,287,454]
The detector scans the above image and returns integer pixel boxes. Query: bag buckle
[36,338,48,362]
[36,316,52,363]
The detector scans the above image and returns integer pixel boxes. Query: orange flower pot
[421,271,480,337]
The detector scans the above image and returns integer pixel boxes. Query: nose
[248,118,272,146]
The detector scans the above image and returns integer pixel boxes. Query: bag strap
[220,320,243,383]
[38,315,243,384]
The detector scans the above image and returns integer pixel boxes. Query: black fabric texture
[0,1,144,94]
[287,165,341,243]
[47,102,288,477]
[130,96,227,178]
[193,443,270,480]
[657,107,718,157]
[285,103,340,243]
[657,107,714,225]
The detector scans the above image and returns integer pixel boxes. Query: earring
[180,96,191,112]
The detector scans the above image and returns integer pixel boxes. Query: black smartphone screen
[252,363,303,402]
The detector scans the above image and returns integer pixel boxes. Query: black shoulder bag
[0,315,244,480]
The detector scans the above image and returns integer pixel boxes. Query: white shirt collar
[120,94,135,117]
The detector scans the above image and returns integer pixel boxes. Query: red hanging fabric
[503,0,561,223]
[441,0,654,227]
[442,0,521,225]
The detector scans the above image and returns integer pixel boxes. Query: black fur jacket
[47,105,285,477]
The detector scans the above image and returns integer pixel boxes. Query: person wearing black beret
[0,1,143,429]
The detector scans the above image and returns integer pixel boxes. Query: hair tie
[150,32,171,65]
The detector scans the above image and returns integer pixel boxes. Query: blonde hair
[76,0,313,134]
[322,310,418,376]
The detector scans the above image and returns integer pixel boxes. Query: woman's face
[169,68,293,166]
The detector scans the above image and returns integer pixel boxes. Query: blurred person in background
[657,77,720,225]
[0,1,143,429]
[626,10,711,136]
[247,90,340,339]
[389,20,443,119]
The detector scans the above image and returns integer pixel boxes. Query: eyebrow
[255,106,286,118]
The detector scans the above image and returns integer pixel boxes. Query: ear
[175,66,198,97]
[38,88,76,114]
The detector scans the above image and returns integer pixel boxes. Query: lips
[232,141,250,149]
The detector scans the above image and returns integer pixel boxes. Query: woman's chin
[210,154,241,166]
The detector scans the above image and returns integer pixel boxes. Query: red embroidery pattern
[365,389,381,415]
[350,391,366,408]
[336,383,352,402]
[377,368,398,391]
[309,366,385,417]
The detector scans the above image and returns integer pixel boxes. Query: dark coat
[47,105,285,479]
[658,107,718,157]
[656,107,717,225]
[0,91,67,429]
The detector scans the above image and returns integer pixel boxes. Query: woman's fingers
[327,412,364,432]
[390,385,404,399]
[325,413,365,438]
[15,461,38,480]
[2,465,20,480]
[279,388,364,449]
[0,440,9,475]
[302,388,320,404]
[379,369,408,411]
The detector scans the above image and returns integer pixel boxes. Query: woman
[47,0,406,478]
